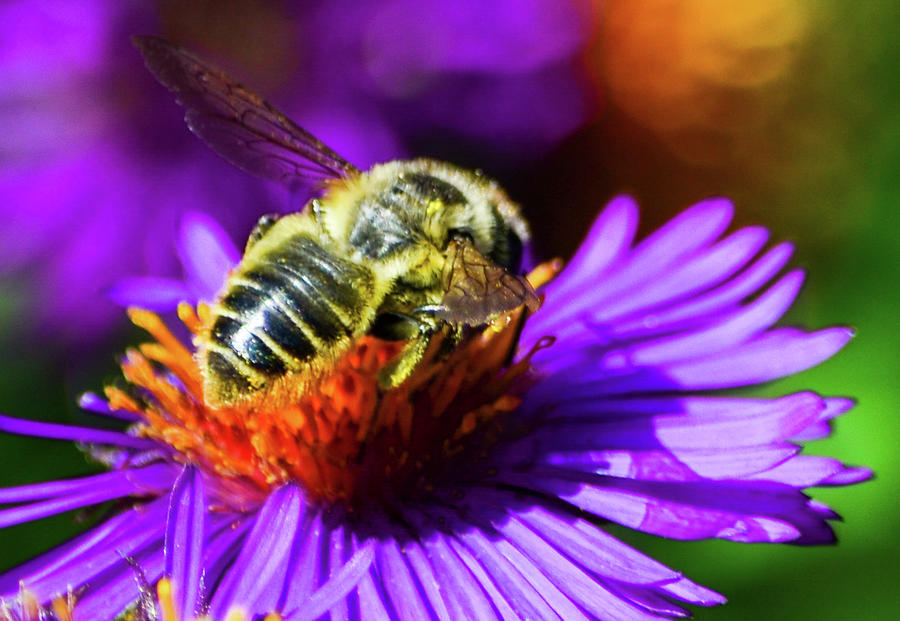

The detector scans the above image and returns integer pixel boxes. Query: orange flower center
[106,263,559,508]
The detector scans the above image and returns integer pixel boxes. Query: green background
[0,1,897,619]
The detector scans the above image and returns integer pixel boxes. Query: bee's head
[395,160,530,272]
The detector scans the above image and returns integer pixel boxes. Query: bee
[134,36,539,408]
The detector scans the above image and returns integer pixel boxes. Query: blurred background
[0,1,896,618]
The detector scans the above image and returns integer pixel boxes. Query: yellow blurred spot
[157,578,178,621]
[597,0,810,162]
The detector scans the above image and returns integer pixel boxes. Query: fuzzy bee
[134,36,538,408]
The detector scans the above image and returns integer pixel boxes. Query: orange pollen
[111,263,559,507]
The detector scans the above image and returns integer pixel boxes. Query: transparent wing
[132,35,359,188]
[437,239,539,324]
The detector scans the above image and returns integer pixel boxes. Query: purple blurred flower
[0,197,868,619]
[0,0,278,343]
[0,0,595,345]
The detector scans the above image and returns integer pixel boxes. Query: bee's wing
[436,239,540,325]
[132,35,359,189]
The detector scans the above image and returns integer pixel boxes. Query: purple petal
[356,573,390,621]
[748,456,845,486]
[442,531,523,621]
[0,464,174,528]
[790,397,854,441]
[608,241,796,341]
[821,466,873,485]
[372,535,434,621]
[538,327,853,397]
[164,466,206,620]
[295,538,376,621]
[623,196,733,260]
[0,468,168,504]
[660,326,854,389]
[278,510,323,612]
[178,211,239,301]
[598,270,803,369]
[1,496,169,600]
[77,392,141,421]
[498,467,834,543]
[660,576,726,606]
[603,582,691,618]
[437,505,584,621]
[535,197,734,338]
[106,276,192,310]
[210,484,305,617]
[197,515,256,602]
[529,240,797,375]
[536,195,638,308]
[0,413,159,451]
[489,536,590,621]
[650,393,822,449]
[71,546,165,621]
[501,497,681,585]
[533,445,799,482]
[325,525,351,620]
[402,510,497,621]
[353,536,392,621]
[589,226,770,327]
[510,393,825,460]
[455,502,660,620]
[391,538,453,621]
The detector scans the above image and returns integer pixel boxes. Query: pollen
[111,264,558,507]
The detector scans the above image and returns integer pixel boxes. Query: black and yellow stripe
[204,234,374,401]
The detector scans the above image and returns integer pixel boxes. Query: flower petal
[390,537,453,621]
[439,506,587,621]
[164,466,206,620]
[69,545,164,621]
[178,210,240,301]
[537,194,639,306]
[294,537,376,621]
[0,468,167,504]
[0,464,175,528]
[534,197,734,339]
[0,413,160,450]
[590,226,770,328]
[372,533,439,621]
[609,241,795,341]
[209,484,305,617]
[0,496,168,600]
[106,277,192,310]
[459,502,662,620]
[598,269,803,370]
[660,327,853,388]
[277,509,323,613]
[499,467,835,543]
[403,509,499,621]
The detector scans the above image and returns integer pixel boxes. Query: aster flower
[0,196,868,619]
[0,0,594,344]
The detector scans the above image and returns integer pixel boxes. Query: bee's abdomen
[205,235,375,399]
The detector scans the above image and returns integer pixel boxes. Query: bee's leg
[371,312,437,389]
[376,334,432,390]
[244,213,281,252]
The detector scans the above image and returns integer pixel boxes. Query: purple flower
[0,0,594,345]
[0,197,868,619]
